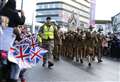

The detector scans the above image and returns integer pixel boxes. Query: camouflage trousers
[42,40,54,65]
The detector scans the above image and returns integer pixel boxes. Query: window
[55,3,61,8]
[44,4,48,8]
[52,3,56,8]
[39,5,43,9]
[37,10,60,15]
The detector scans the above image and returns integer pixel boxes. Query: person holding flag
[0,16,10,82]
[0,0,26,82]
[0,0,25,28]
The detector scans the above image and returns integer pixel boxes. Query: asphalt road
[24,57,120,82]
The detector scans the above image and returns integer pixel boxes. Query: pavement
[24,57,120,82]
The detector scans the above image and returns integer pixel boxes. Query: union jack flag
[30,47,48,64]
[29,34,38,48]
[10,43,31,62]
[8,35,48,68]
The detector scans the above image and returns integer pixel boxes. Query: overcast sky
[16,0,36,24]
[95,0,120,20]
[16,0,120,24]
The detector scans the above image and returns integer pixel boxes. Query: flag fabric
[29,35,48,65]
[30,47,48,65]
[29,34,38,48]
[8,35,48,69]
[8,42,32,69]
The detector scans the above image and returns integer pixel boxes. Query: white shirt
[0,26,3,36]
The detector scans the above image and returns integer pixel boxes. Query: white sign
[0,27,16,51]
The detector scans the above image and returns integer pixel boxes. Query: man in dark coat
[0,0,25,27]
[111,36,120,58]
[0,0,26,82]
[0,0,6,10]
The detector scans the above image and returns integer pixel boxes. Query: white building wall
[62,4,90,18]
[36,0,91,26]
[37,0,61,2]
[63,0,90,13]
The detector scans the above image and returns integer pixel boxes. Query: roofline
[37,1,90,9]
[112,12,120,18]
[36,1,90,14]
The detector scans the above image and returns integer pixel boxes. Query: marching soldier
[57,31,63,59]
[96,31,104,63]
[39,17,58,69]
[59,27,104,66]
[77,30,84,63]
[53,27,61,61]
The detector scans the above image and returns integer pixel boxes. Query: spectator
[0,0,25,27]
[0,0,6,11]
[0,16,9,36]
[0,0,26,82]
[0,16,10,82]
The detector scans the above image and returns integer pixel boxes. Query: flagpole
[21,0,23,10]
[31,0,37,34]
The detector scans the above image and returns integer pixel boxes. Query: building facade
[95,20,113,35]
[36,0,95,28]
[112,12,120,33]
